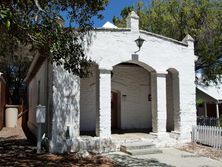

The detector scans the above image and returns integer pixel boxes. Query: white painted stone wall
[28,60,47,137]
[50,64,80,153]
[86,29,196,140]
[112,64,152,129]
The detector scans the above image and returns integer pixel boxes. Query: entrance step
[120,142,163,156]
[122,148,163,156]
[120,143,155,151]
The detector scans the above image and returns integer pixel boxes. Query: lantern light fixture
[135,36,145,53]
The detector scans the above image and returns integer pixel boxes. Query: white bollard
[36,105,46,153]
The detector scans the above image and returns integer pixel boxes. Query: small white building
[25,11,197,153]
[197,84,222,118]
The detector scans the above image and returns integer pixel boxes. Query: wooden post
[204,102,208,117]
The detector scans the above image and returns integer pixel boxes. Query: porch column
[216,102,219,119]
[152,72,167,134]
[96,69,111,138]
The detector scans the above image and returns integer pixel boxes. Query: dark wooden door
[207,103,217,117]
[111,91,118,129]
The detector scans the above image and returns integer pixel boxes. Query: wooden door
[111,91,118,129]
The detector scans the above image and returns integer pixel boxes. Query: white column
[96,69,111,138]
[173,72,181,132]
[216,102,219,119]
[153,72,167,134]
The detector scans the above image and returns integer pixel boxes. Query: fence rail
[192,125,222,149]
[197,116,220,127]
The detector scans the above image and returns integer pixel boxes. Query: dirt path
[178,143,222,162]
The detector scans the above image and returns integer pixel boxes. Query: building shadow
[0,138,114,166]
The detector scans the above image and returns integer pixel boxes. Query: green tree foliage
[113,0,222,84]
[0,0,108,104]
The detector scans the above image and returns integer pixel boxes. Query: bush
[196,98,204,107]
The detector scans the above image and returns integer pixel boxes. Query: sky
[61,0,149,28]
[92,0,149,27]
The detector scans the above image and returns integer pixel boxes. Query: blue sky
[61,0,149,28]
[92,0,149,27]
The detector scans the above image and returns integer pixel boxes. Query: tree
[113,0,222,84]
[0,0,108,104]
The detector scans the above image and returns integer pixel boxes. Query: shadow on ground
[0,139,114,167]
[107,154,175,167]
[0,136,176,167]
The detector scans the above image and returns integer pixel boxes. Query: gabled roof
[197,83,222,101]
[93,28,188,47]
[94,11,190,47]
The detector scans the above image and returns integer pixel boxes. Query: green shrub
[196,98,204,107]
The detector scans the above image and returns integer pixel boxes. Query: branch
[27,33,41,44]
[33,0,45,13]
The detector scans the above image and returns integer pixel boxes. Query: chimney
[182,34,194,49]
[126,11,139,32]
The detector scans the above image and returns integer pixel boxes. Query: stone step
[120,142,155,151]
[120,142,163,156]
[122,148,163,156]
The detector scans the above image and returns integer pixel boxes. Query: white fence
[192,125,222,149]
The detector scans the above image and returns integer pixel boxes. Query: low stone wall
[70,137,117,154]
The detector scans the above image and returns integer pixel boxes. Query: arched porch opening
[80,63,99,136]
[111,61,156,133]
[166,68,180,132]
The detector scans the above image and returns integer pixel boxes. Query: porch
[80,62,181,138]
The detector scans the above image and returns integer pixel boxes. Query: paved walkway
[107,153,173,167]
[106,148,222,167]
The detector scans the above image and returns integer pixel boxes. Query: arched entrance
[111,61,156,133]
[79,63,99,136]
